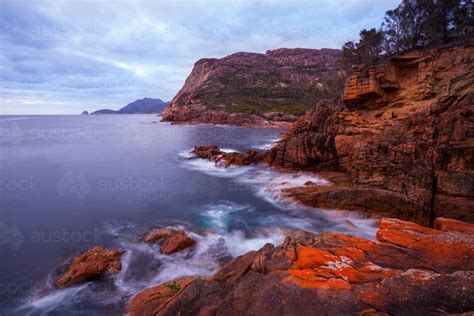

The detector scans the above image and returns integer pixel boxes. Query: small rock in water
[143,228,196,255]
[55,246,122,288]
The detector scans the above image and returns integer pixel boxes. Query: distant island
[89,98,169,115]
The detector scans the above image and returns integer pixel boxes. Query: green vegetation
[226,100,307,116]
[166,282,181,293]
[201,85,309,116]
[306,72,347,102]
[342,0,473,66]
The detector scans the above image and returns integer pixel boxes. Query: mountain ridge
[161,47,344,126]
[90,97,169,115]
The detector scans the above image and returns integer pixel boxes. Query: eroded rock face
[268,44,474,225]
[144,228,196,255]
[56,246,121,288]
[126,218,474,315]
[161,48,343,125]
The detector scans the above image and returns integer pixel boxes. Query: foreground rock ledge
[56,246,121,288]
[126,217,474,315]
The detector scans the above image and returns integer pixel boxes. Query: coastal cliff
[119,44,474,315]
[267,44,474,225]
[161,48,343,125]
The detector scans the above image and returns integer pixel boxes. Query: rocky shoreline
[47,44,473,314]
[54,217,474,315]
[125,217,473,315]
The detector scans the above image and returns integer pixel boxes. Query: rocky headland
[161,48,343,126]
[50,44,473,314]
[266,44,473,225]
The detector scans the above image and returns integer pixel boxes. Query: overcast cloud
[0,0,399,114]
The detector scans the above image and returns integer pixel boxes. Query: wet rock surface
[144,228,197,255]
[55,246,122,288]
[192,145,267,167]
[126,218,474,315]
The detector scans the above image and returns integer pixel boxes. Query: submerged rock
[127,218,474,315]
[55,246,121,288]
[144,228,196,255]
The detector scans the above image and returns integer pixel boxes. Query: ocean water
[0,115,377,315]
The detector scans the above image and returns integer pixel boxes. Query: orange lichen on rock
[126,217,474,315]
[434,217,474,235]
[291,246,338,269]
[377,218,474,272]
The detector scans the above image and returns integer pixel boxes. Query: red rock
[434,217,474,235]
[161,48,343,126]
[126,218,474,315]
[56,246,121,288]
[192,145,267,167]
[143,228,174,243]
[267,44,474,225]
[144,228,196,255]
[125,276,197,316]
[160,234,196,255]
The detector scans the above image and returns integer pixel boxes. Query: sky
[0,0,400,115]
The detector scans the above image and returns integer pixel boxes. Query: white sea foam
[17,284,88,316]
[220,148,239,153]
[177,148,378,239]
[179,151,252,177]
[178,148,330,207]
[253,138,280,150]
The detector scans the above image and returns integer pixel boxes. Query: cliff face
[161,48,343,125]
[268,44,474,225]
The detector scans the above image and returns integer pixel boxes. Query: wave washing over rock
[13,45,473,316]
[16,145,384,315]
